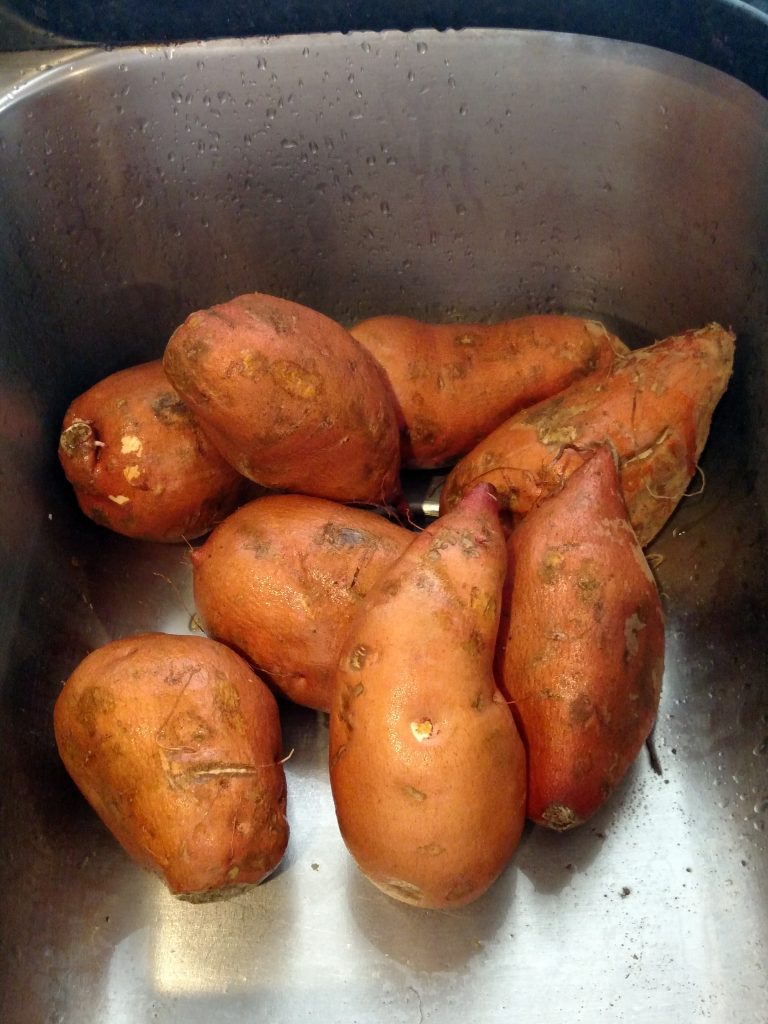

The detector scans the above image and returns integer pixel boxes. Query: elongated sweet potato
[54,633,289,900]
[350,314,627,467]
[498,447,665,830]
[59,361,245,541]
[192,495,411,711]
[440,323,735,546]
[330,485,526,909]
[163,292,401,505]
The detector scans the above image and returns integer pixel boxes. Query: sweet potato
[498,447,665,829]
[163,292,402,505]
[440,324,735,545]
[59,360,244,541]
[350,314,627,467]
[53,633,289,900]
[192,495,411,711]
[329,485,526,909]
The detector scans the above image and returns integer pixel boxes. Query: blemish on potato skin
[418,842,445,856]
[377,879,424,903]
[240,302,297,336]
[540,549,565,583]
[444,879,475,902]
[75,686,116,735]
[157,709,212,749]
[243,536,272,557]
[404,784,427,801]
[570,693,594,726]
[381,577,402,597]
[455,332,478,347]
[318,523,367,548]
[270,360,323,401]
[541,803,582,831]
[471,693,486,711]
[410,718,434,741]
[624,611,646,659]
[214,678,246,733]
[572,753,594,779]
[120,434,143,455]
[330,744,347,767]
[151,393,192,426]
[348,645,369,671]
[462,630,485,656]
[60,419,94,459]
[411,416,439,446]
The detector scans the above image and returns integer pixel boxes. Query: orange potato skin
[498,447,665,830]
[330,485,526,909]
[349,314,627,468]
[54,633,289,899]
[163,292,402,505]
[440,323,735,546]
[192,495,411,711]
[58,360,245,541]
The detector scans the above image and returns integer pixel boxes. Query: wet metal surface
[0,29,767,1023]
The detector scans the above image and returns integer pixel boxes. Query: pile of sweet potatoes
[54,291,735,906]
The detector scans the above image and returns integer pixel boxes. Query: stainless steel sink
[1,29,766,1023]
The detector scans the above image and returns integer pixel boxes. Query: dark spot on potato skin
[570,693,594,726]
[462,630,485,656]
[404,785,427,801]
[381,577,402,597]
[410,416,439,446]
[243,536,272,557]
[444,878,475,903]
[318,523,369,549]
[75,686,116,735]
[158,709,212,749]
[88,506,110,526]
[151,393,193,427]
[539,549,565,584]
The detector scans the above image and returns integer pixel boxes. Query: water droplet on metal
[416,42,428,54]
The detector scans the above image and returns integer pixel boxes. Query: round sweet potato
[59,360,245,541]
[350,313,627,467]
[163,292,402,505]
[53,633,289,900]
[192,495,411,711]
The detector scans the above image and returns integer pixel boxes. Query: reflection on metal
[0,28,767,1024]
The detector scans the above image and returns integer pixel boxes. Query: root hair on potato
[152,571,200,627]
[683,463,707,499]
